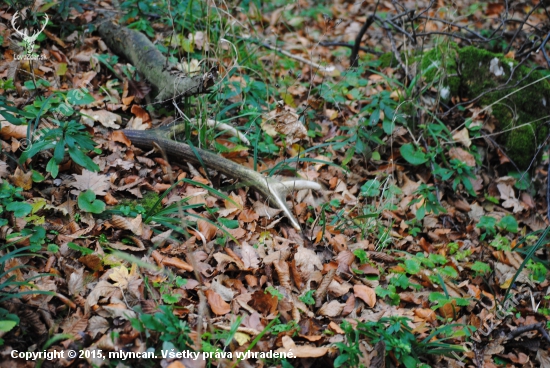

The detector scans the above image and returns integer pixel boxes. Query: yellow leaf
[500,278,513,289]
[234,332,250,346]
[109,265,130,289]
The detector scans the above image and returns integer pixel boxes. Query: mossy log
[421,45,550,168]
[97,21,215,102]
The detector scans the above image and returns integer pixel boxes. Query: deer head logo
[11,11,48,56]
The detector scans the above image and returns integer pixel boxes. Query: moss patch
[422,44,550,168]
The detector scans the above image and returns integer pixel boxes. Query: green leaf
[299,290,315,305]
[342,146,355,166]
[46,157,59,178]
[6,201,32,218]
[361,179,381,197]
[68,145,100,172]
[78,190,106,214]
[53,138,65,164]
[333,354,350,367]
[67,242,93,255]
[218,218,239,229]
[47,244,59,253]
[0,320,17,332]
[404,259,421,274]
[162,293,182,304]
[31,170,45,183]
[67,89,95,105]
[498,215,518,233]
[400,143,428,165]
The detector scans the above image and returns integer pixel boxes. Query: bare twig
[506,322,550,343]
[350,0,381,67]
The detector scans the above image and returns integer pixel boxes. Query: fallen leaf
[86,280,118,311]
[205,289,231,315]
[81,109,121,129]
[0,121,27,140]
[452,128,471,148]
[10,167,32,190]
[241,243,260,269]
[70,170,110,196]
[112,131,131,147]
[318,300,344,317]
[262,104,307,143]
[234,332,251,346]
[353,285,376,307]
[448,147,475,166]
[109,264,137,289]
[277,335,328,358]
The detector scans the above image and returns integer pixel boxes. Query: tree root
[123,123,321,231]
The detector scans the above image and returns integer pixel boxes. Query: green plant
[471,261,491,277]
[336,317,473,368]
[107,178,238,240]
[298,290,315,305]
[0,308,19,346]
[77,190,106,214]
[131,305,193,352]
[265,285,284,301]
[19,119,99,178]
[409,184,446,221]
[0,183,54,345]
[526,260,547,282]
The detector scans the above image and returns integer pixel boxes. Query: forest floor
[1,0,550,367]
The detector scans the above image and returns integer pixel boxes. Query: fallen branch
[97,20,216,102]
[123,123,321,231]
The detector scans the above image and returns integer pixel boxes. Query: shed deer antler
[11,12,48,54]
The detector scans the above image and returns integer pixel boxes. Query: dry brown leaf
[81,109,121,129]
[336,250,354,273]
[131,105,151,123]
[0,120,27,140]
[277,336,329,358]
[253,201,283,218]
[68,268,85,296]
[87,316,110,339]
[497,183,524,213]
[414,308,436,323]
[248,290,278,316]
[111,131,131,147]
[0,161,9,178]
[205,289,231,315]
[241,243,260,269]
[197,219,217,241]
[294,247,322,279]
[213,252,244,271]
[452,128,471,148]
[318,300,344,317]
[70,170,110,196]
[61,314,88,337]
[110,214,143,236]
[85,280,118,311]
[273,260,292,290]
[353,285,376,307]
[262,105,307,143]
[79,254,103,271]
[9,167,32,190]
[151,250,193,271]
[448,147,475,167]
